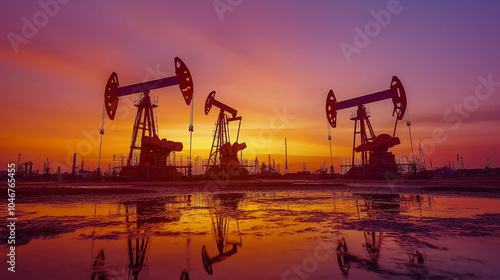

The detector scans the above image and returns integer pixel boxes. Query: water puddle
[2,189,500,279]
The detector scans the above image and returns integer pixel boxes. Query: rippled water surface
[2,187,500,280]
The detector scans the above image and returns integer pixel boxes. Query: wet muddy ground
[2,177,500,279]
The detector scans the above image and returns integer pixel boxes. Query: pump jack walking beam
[105,57,193,120]
[326,76,406,128]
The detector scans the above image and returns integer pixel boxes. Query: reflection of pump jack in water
[201,193,244,275]
[363,232,383,262]
[90,240,150,280]
[91,249,106,280]
[90,198,182,280]
[409,250,424,264]
[179,236,191,280]
[123,199,183,280]
[180,202,194,280]
[336,237,350,276]
[355,193,401,218]
[127,238,150,280]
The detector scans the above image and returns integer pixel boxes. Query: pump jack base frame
[205,165,249,180]
[120,166,182,181]
[344,151,400,179]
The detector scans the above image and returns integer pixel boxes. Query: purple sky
[1,0,499,171]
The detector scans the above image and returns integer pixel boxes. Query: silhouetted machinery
[204,91,248,178]
[104,57,193,180]
[326,76,407,178]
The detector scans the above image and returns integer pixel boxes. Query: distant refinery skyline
[1,0,500,172]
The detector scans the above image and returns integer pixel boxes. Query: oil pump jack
[204,91,248,178]
[104,57,193,180]
[326,76,407,178]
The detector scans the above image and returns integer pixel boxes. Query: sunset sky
[1,0,499,172]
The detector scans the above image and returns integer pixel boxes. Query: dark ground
[14,175,500,204]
